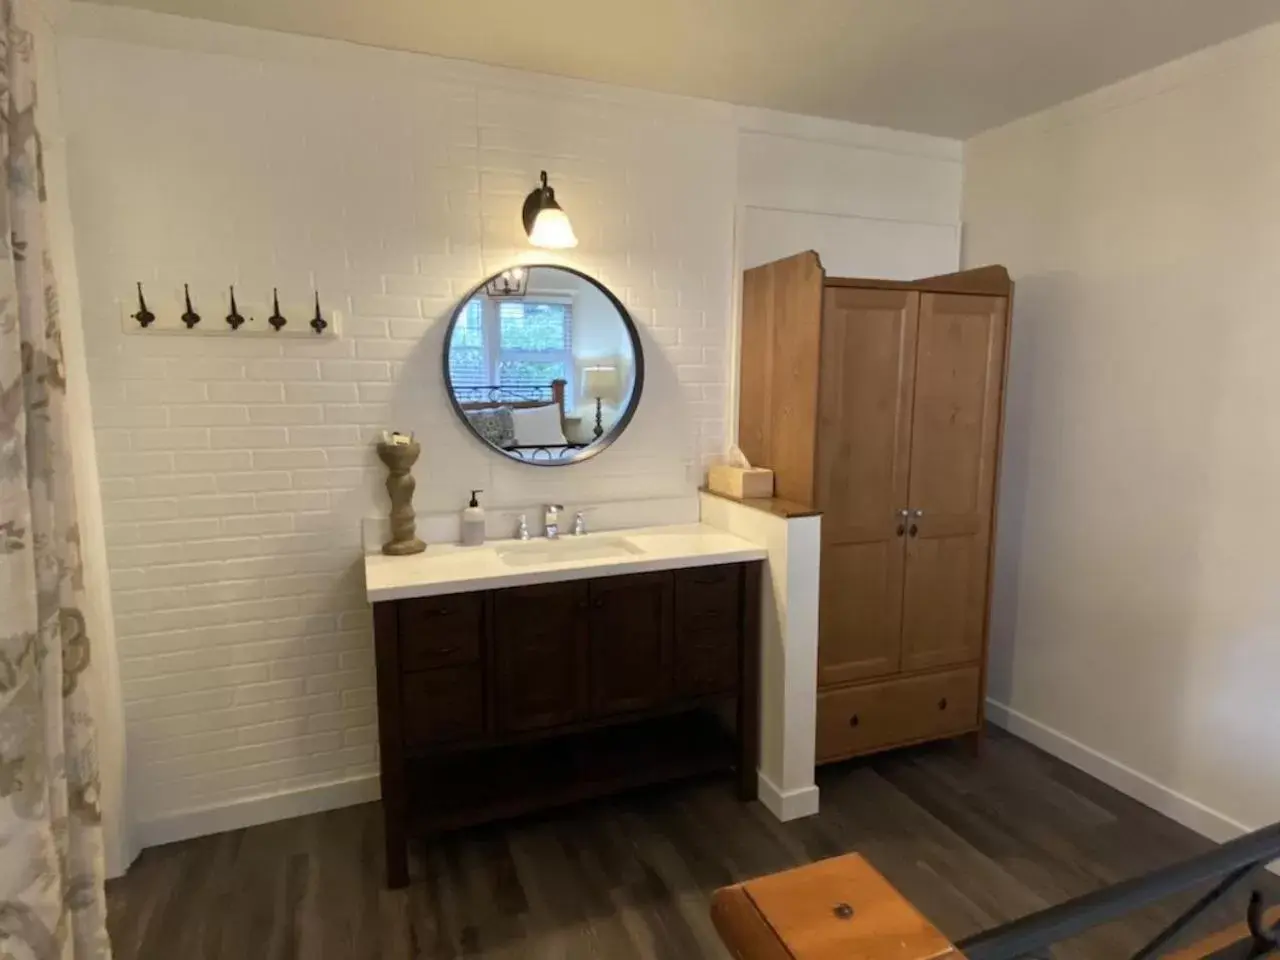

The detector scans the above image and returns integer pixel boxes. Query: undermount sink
[495,536,646,567]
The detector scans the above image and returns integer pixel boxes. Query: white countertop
[363,523,767,602]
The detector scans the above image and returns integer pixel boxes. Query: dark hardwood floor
[106,729,1277,959]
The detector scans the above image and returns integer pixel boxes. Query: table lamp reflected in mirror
[581,365,620,439]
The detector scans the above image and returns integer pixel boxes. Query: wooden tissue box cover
[708,464,775,500]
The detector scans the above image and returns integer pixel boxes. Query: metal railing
[955,822,1280,960]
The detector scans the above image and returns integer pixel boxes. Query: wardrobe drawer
[402,665,484,747]
[398,594,482,670]
[816,667,980,763]
[674,565,741,628]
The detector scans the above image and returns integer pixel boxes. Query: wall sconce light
[485,267,528,298]
[522,170,578,249]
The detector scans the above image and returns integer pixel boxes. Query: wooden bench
[711,855,1279,960]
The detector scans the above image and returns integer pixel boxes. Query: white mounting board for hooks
[118,290,342,338]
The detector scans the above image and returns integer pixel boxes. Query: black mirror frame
[441,264,646,467]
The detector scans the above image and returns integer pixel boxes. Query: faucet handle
[544,503,563,521]
[515,514,530,541]
[572,511,587,536]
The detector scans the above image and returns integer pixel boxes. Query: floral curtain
[0,0,112,955]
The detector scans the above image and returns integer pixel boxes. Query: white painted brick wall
[60,14,736,826]
[59,5,961,836]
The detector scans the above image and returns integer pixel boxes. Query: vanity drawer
[674,626,739,696]
[674,564,741,628]
[816,667,980,763]
[398,594,482,670]
[402,665,484,747]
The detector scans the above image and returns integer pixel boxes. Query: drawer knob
[938,697,948,711]
[848,714,860,728]
[833,903,855,920]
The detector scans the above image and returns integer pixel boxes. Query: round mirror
[443,265,644,465]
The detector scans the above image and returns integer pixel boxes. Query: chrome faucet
[572,511,587,536]
[544,504,564,540]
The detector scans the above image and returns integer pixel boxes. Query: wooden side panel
[372,601,409,888]
[815,286,918,686]
[901,293,1008,672]
[710,885,799,960]
[737,250,825,505]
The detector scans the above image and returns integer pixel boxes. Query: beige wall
[964,23,1280,838]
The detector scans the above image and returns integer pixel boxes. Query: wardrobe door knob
[848,714,860,728]
[938,698,948,711]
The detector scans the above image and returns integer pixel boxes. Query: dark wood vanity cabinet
[374,561,761,887]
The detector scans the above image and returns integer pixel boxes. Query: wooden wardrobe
[737,251,1012,764]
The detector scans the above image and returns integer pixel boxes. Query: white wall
[734,108,962,278]
[59,3,962,846]
[964,22,1280,841]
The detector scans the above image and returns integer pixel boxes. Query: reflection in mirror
[444,266,644,465]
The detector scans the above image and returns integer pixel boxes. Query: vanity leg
[383,805,409,889]
[737,561,762,802]
[374,601,411,888]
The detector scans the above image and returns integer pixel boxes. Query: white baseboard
[134,774,380,853]
[986,699,1271,857]
[757,771,820,822]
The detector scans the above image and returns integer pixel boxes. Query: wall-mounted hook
[310,291,328,335]
[225,285,245,330]
[132,282,155,328]
[268,288,287,331]
[181,284,201,329]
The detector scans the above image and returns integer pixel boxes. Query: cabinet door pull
[432,645,458,656]
[938,697,948,711]
[689,570,727,585]
[848,714,860,728]
[909,524,919,537]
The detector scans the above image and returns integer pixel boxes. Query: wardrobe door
[901,293,1008,672]
[814,286,918,686]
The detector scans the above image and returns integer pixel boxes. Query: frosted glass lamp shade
[528,207,578,249]
[522,170,579,249]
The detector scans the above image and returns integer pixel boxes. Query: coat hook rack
[268,288,287,331]
[181,284,201,329]
[132,282,156,328]
[225,285,246,330]
[310,291,328,335]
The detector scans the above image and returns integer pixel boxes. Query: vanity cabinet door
[587,572,673,716]
[493,581,589,733]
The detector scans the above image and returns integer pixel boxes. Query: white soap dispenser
[461,489,486,546]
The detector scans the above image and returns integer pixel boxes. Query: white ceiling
[78,0,1280,137]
